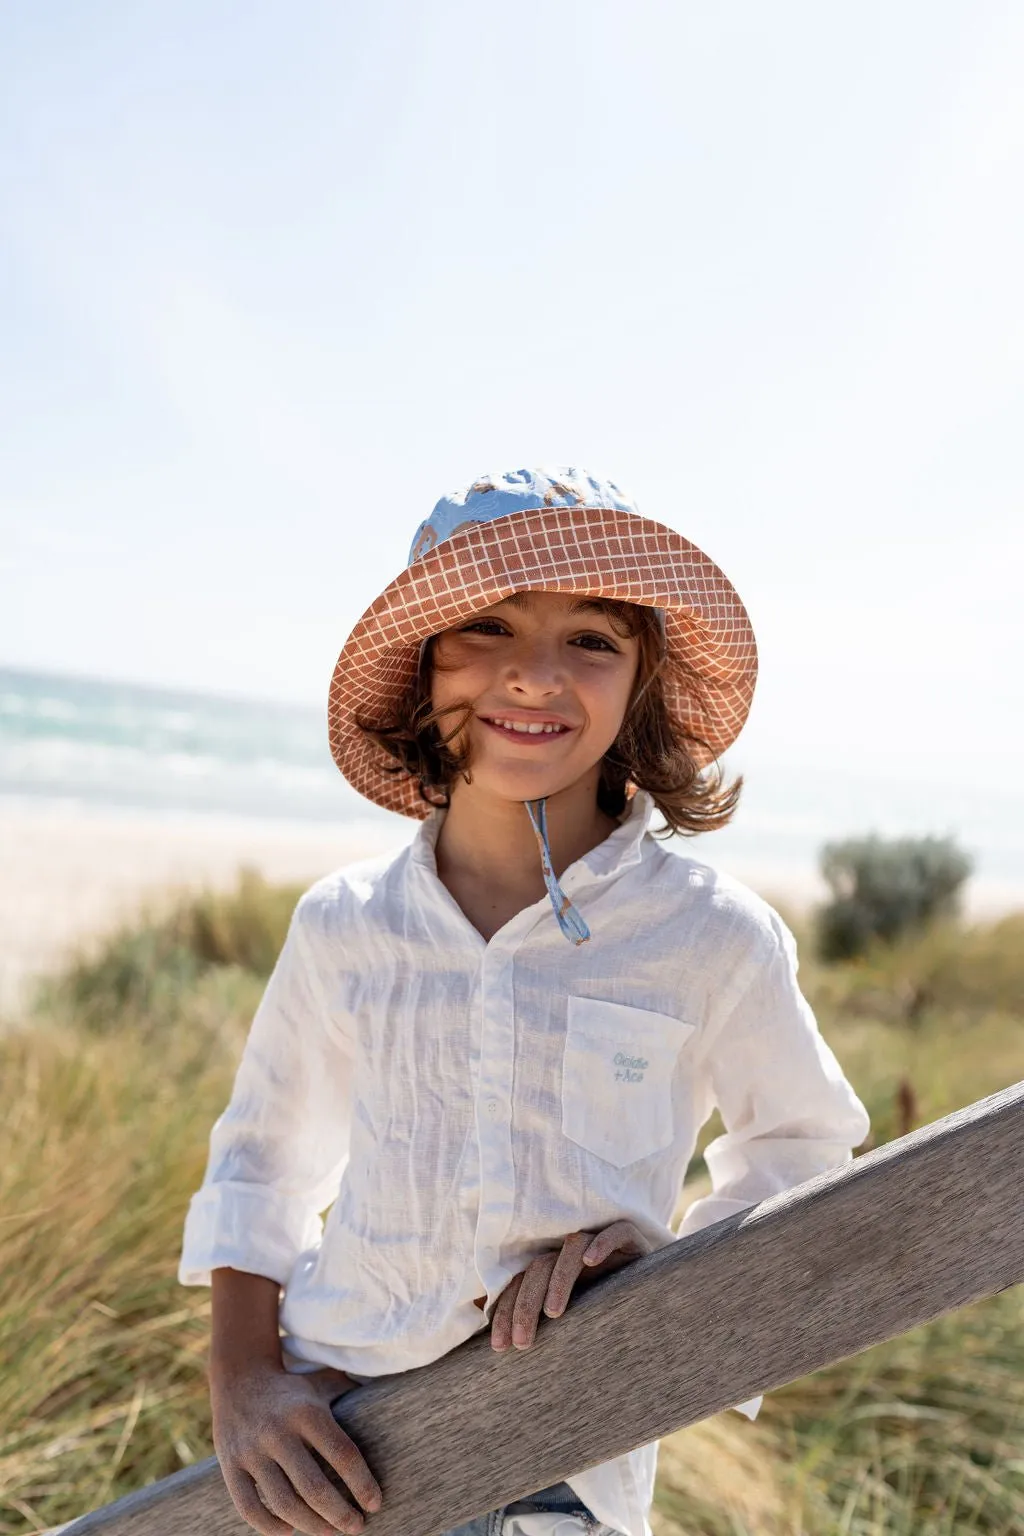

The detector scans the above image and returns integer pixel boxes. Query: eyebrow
[498,593,611,618]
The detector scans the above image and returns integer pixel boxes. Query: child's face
[430,589,641,807]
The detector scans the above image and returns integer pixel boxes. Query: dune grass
[0,874,1021,1535]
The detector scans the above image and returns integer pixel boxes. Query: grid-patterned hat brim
[328,505,758,819]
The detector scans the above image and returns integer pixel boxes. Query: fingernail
[512,1327,529,1347]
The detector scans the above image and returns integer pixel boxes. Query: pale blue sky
[2,0,1022,796]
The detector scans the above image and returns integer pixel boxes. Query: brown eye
[460,619,509,635]
[572,634,618,652]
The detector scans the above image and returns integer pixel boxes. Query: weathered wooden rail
[61,1080,1024,1536]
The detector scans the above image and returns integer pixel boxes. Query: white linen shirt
[179,789,870,1536]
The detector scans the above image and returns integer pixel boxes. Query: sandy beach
[2,799,1020,1021]
[0,801,412,1018]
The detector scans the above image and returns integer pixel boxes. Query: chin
[469,762,573,805]
[482,768,564,804]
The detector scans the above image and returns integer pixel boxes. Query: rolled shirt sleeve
[178,894,354,1288]
[677,908,871,1418]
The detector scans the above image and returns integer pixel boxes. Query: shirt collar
[575,787,656,880]
[409,788,656,888]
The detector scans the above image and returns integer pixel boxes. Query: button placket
[471,926,529,1298]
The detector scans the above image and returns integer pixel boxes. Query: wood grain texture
[60,1080,1024,1536]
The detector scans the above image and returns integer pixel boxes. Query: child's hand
[212,1361,382,1536]
[489,1220,653,1352]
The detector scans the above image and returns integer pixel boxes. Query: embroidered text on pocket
[561,997,696,1168]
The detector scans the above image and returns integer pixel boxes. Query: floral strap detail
[524,798,591,946]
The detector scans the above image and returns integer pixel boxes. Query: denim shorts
[442,1479,619,1536]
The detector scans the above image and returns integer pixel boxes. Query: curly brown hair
[355,598,742,836]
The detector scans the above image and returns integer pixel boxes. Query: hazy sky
[3,0,1022,793]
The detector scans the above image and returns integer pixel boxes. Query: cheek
[573,659,637,735]
[429,652,488,714]
[429,671,454,714]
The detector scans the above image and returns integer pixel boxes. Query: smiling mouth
[479,716,574,741]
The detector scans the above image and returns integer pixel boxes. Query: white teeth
[491,718,565,735]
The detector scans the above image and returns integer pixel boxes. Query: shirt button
[486,1099,499,1117]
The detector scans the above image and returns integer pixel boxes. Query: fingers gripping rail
[59,1081,1024,1536]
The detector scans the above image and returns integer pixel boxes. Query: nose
[502,636,566,698]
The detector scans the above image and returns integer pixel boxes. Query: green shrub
[817,835,973,961]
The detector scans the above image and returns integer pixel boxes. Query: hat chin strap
[523,798,591,946]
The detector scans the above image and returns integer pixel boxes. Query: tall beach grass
[1,874,1021,1535]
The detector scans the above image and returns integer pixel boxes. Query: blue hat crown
[407,466,640,565]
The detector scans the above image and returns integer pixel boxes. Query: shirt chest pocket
[561,997,697,1169]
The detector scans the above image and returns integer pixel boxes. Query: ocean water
[2,665,1022,909]
[0,664,383,825]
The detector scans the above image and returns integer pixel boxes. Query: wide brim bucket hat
[328,466,758,822]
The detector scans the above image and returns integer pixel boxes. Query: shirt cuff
[675,1193,757,1239]
[178,1181,323,1287]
